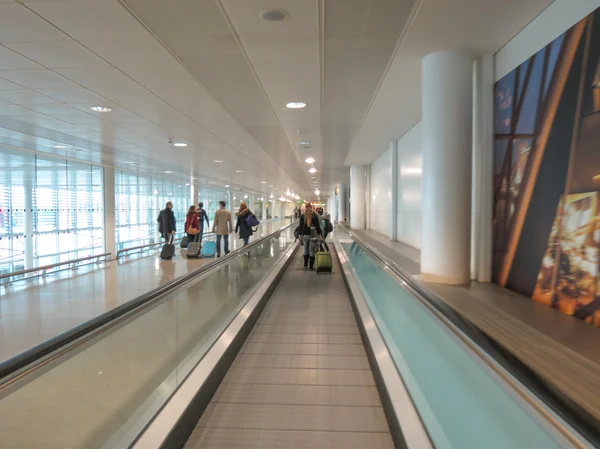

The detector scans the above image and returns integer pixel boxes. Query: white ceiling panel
[36,87,108,104]
[0,89,58,104]
[0,69,78,90]
[26,0,150,41]
[0,46,42,70]
[221,0,322,193]
[21,102,87,116]
[0,4,67,43]
[121,0,307,189]
[347,0,554,165]
[6,41,108,68]
[84,39,176,69]
[0,104,47,116]
[56,67,132,89]
[0,78,22,90]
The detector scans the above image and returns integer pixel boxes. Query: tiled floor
[185,250,394,449]
[354,227,600,425]
[0,219,289,364]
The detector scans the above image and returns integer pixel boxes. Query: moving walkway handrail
[116,233,213,258]
[0,221,296,385]
[0,252,111,282]
[337,223,600,448]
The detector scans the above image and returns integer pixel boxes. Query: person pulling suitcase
[158,202,177,259]
[185,205,202,259]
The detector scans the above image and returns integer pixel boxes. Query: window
[200,187,229,222]
[0,148,105,274]
[115,171,190,250]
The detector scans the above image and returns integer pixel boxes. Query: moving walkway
[0,223,596,449]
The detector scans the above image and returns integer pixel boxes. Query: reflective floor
[0,218,291,364]
[0,227,295,449]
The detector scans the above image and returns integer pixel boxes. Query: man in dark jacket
[197,202,210,242]
[157,201,176,241]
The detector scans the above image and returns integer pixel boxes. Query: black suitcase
[160,235,175,260]
[187,242,201,259]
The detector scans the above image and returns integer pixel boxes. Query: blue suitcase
[202,241,217,258]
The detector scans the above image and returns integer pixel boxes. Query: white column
[472,55,494,282]
[350,165,366,229]
[390,140,398,241]
[421,50,473,284]
[191,183,199,206]
[338,183,347,222]
[24,176,34,269]
[262,200,267,221]
[365,166,371,230]
[103,166,117,257]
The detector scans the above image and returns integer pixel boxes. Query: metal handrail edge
[333,235,434,449]
[337,223,598,448]
[116,234,212,257]
[115,218,285,257]
[0,221,297,383]
[129,241,299,449]
[0,252,111,281]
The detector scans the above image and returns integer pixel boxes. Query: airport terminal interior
[1,0,600,448]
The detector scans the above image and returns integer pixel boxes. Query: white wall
[369,147,392,237]
[396,123,422,249]
[495,0,600,81]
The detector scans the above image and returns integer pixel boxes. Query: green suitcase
[316,246,332,274]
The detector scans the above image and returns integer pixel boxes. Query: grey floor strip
[185,249,395,449]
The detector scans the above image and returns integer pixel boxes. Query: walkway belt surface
[185,248,395,449]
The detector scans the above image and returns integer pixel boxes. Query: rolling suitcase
[180,236,188,248]
[187,241,201,259]
[315,243,332,274]
[202,240,217,258]
[160,235,175,260]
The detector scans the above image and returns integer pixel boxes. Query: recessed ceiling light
[163,170,173,174]
[54,144,68,149]
[299,141,311,147]
[225,185,230,188]
[173,142,187,147]
[185,183,190,186]
[123,161,135,164]
[305,157,315,164]
[261,181,267,184]
[286,102,306,109]
[90,106,112,112]
[260,9,288,22]
[309,167,317,174]
[236,170,243,173]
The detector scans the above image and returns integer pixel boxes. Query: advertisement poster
[493,8,600,326]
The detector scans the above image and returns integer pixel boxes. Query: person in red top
[185,205,200,244]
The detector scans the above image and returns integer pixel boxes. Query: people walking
[321,208,332,251]
[213,200,233,257]
[235,202,255,247]
[197,202,210,242]
[185,205,200,244]
[295,203,323,270]
[157,201,176,241]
